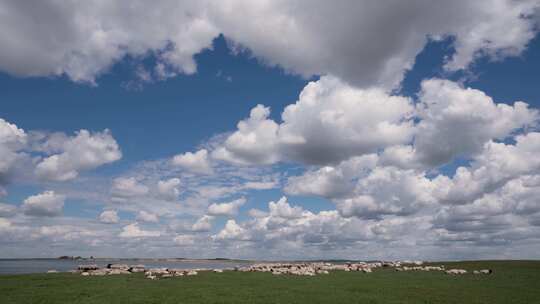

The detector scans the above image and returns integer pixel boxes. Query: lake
[0,259,253,274]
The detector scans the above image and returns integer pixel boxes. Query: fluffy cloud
[207,197,246,216]
[215,77,414,165]
[156,178,181,200]
[0,118,27,190]
[213,219,246,241]
[413,79,538,167]
[174,234,196,246]
[278,77,414,164]
[211,196,373,250]
[217,77,539,170]
[213,105,280,165]
[433,132,540,206]
[99,210,119,224]
[35,129,122,181]
[119,223,160,238]
[191,215,214,232]
[22,191,65,217]
[2,0,540,260]
[267,197,307,220]
[136,210,159,223]
[111,177,149,202]
[0,203,17,217]
[432,174,540,247]
[335,167,436,219]
[172,149,213,174]
[1,1,537,89]
[285,154,378,198]
[0,0,218,83]
[210,0,539,88]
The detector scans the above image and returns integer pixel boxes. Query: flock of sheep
[71,261,493,280]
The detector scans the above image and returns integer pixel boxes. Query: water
[0,259,253,274]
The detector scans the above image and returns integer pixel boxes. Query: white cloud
[111,177,149,202]
[211,196,372,250]
[213,219,246,241]
[0,203,17,217]
[174,234,196,246]
[136,210,159,223]
[157,178,181,200]
[335,166,436,219]
[213,105,280,165]
[433,132,540,206]
[2,1,540,260]
[35,129,122,181]
[172,149,213,174]
[217,78,538,170]
[285,154,378,198]
[215,77,414,165]
[431,174,540,247]
[207,197,246,216]
[0,218,13,231]
[22,191,65,217]
[119,223,160,238]
[191,215,214,232]
[0,1,538,89]
[278,77,415,164]
[413,79,538,166]
[99,210,119,224]
[242,181,278,190]
[210,0,539,89]
[0,118,27,189]
[0,1,219,84]
[268,197,306,219]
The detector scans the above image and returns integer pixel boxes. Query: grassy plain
[1,260,539,304]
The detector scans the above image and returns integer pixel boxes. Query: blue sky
[1,1,540,260]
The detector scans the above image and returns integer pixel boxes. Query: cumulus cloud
[217,77,539,171]
[174,234,196,246]
[0,0,219,84]
[119,223,160,238]
[156,178,181,200]
[99,210,119,224]
[172,149,213,174]
[207,197,246,216]
[191,215,214,232]
[413,79,538,167]
[213,219,246,241]
[136,210,159,223]
[111,177,149,202]
[1,119,122,189]
[242,181,278,190]
[285,154,378,198]
[211,196,371,249]
[35,129,122,181]
[335,167,436,219]
[0,203,17,217]
[212,105,280,165]
[432,132,540,206]
[2,1,540,260]
[268,197,306,219]
[215,77,414,165]
[1,1,537,89]
[0,118,27,190]
[210,0,539,89]
[22,191,65,217]
[431,173,540,247]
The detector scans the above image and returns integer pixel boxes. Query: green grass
[1,261,539,303]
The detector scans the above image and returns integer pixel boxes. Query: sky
[1,0,540,260]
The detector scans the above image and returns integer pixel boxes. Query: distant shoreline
[0,258,538,262]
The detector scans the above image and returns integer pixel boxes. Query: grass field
[1,261,539,304]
